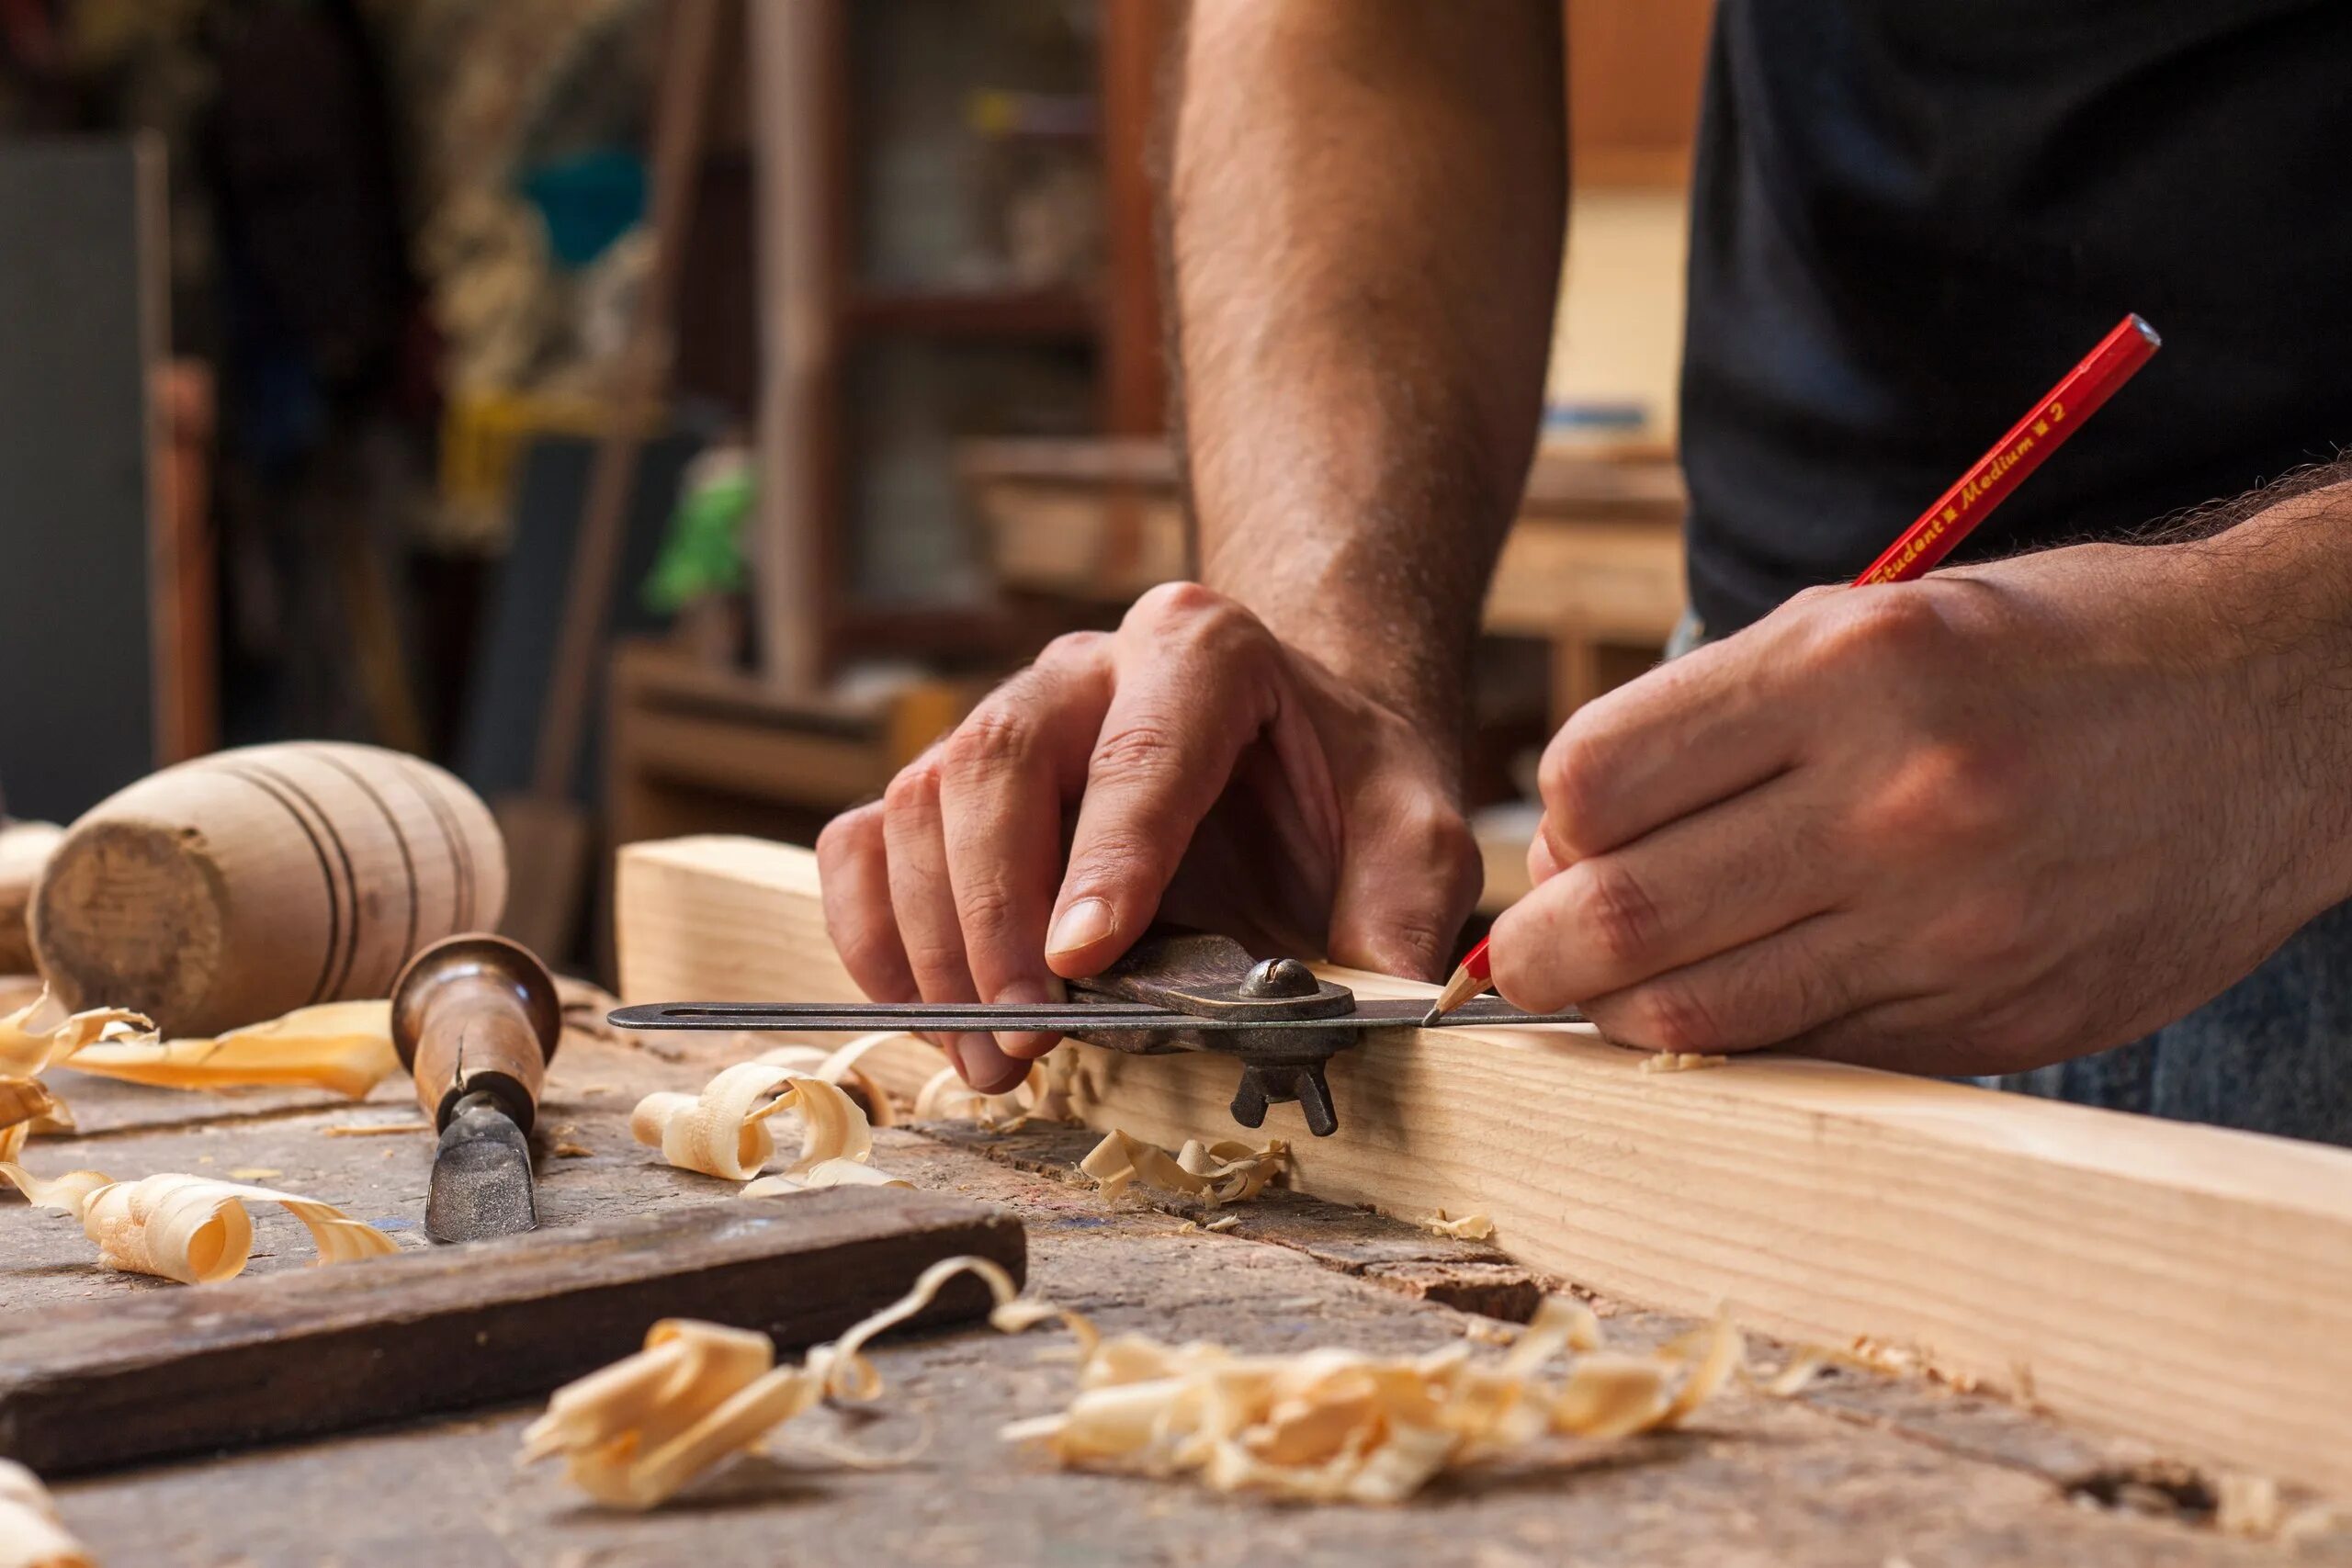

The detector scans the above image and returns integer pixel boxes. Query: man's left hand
[1487,539,2349,1076]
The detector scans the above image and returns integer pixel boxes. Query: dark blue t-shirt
[1680,1,2352,633]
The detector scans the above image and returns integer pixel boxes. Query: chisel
[390,933,562,1244]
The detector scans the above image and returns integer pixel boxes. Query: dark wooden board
[0,1186,1021,1474]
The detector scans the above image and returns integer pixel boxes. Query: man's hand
[1489,535,2352,1076]
[818,583,1480,1093]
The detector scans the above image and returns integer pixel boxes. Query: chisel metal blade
[424,1095,538,1244]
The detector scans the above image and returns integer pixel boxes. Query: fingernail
[956,1031,1028,1095]
[1047,897,1114,957]
[992,976,1066,1060]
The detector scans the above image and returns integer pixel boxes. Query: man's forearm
[1166,0,1566,753]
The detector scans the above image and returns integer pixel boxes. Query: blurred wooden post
[747,0,840,695]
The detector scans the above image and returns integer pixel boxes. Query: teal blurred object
[520,148,649,270]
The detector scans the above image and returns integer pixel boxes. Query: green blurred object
[643,447,752,613]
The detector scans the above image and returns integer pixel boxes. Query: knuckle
[1128,581,1269,668]
[1624,980,1724,1055]
[943,703,1036,777]
[882,754,943,815]
[1036,628,1110,670]
[1088,721,1186,784]
[1569,857,1666,969]
[953,878,1022,944]
[1859,740,2024,853]
[815,803,880,867]
[1130,580,1228,626]
[1806,588,1955,673]
[1537,721,1615,855]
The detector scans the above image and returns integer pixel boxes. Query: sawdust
[1422,1211,1495,1241]
[1637,1052,1728,1074]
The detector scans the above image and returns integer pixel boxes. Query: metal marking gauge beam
[611,931,1583,1136]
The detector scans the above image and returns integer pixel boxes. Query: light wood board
[616,834,2352,1494]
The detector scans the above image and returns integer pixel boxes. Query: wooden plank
[616,834,2352,1493]
[0,1185,1022,1475]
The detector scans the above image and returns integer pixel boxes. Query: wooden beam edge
[615,834,2352,1492]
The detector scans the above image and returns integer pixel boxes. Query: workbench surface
[6,1023,2342,1567]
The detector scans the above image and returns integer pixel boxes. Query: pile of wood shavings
[521,1254,1024,1508]
[527,1251,1756,1511]
[1080,1129,1288,1207]
[0,1163,395,1284]
[631,1059,904,1195]
[0,1459,91,1567]
[996,1281,1742,1502]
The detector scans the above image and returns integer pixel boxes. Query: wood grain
[0,1185,1023,1474]
[616,834,2352,1493]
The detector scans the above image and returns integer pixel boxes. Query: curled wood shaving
[1,987,397,1100]
[0,1080,69,1162]
[1422,1211,1496,1241]
[0,1459,92,1568]
[0,991,150,1077]
[995,1288,1743,1502]
[631,1063,890,1188]
[65,1000,399,1100]
[1080,1129,1287,1208]
[1200,1214,1240,1234]
[0,1163,396,1284]
[521,1254,1026,1508]
[1637,1051,1728,1073]
[753,1033,904,1127]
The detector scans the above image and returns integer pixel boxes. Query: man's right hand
[816,582,1481,1093]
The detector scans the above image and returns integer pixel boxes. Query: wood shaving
[631,1062,896,1188]
[1080,1129,1287,1208]
[520,1253,1024,1508]
[64,1000,399,1100]
[0,1458,92,1567]
[0,990,150,1077]
[741,1159,910,1198]
[1422,1211,1495,1241]
[552,1141,594,1159]
[994,1284,1744,1502]
[753,1033,906,1127]
[1637,1052,1729,1073]
[0,1080,69,1162]
[912,1066,1023,1128]
[319,1121,433,1138]
[0,1163,396,1284]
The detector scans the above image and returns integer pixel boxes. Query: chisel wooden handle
[32,742,506,1035]
[390,933,560,1133]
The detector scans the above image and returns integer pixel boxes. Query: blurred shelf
[843,285,1099,342]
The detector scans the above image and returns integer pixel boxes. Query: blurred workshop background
[0,0,1708,976]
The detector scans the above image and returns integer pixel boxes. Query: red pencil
[1423,312,2163,1023]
